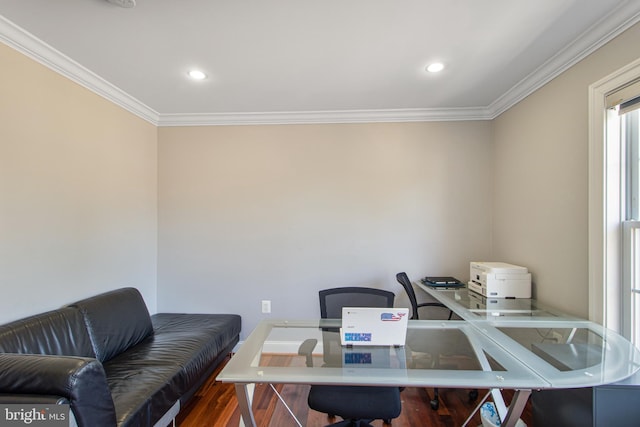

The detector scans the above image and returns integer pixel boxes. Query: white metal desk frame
[417,283,551,425]
[223,320,552,427]
[416,283,640,425]
[221,288,640,427]
[415,284,556,426]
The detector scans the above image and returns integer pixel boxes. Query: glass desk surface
[217,318,640,390]
[218,289,640,427]
[414,285,640,387]
[416,284,569,320]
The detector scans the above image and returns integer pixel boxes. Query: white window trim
[588,57,640,328]
[623,220,640,342]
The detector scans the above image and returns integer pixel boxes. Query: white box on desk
[468,261,531,298]
[340,307,409,346]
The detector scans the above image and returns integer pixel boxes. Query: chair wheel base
[469,389,478,401]
[430,398,439,410]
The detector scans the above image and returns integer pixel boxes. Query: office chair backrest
[310,287,404,423]
[319,287,395,319]
[396,272,420,320]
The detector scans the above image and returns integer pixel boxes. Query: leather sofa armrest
[0,354,116,427]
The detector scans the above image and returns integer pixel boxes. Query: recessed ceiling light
[426,63,445,73]
[188,70,207,80]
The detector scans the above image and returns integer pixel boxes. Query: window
[621,105,640,347]
[589,62,640,349]
[623,103,640,220]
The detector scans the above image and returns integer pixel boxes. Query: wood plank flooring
[176,355,533,427]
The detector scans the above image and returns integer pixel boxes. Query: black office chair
[396,272,453,322]
[396,272,478,410]
[305,287,402,427]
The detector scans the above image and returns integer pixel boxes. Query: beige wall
[492,22,640,318]
[4,19,640,333]
[0,43,158,322]
[157,123,493,335]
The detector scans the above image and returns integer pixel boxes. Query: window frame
[588,57,640,333]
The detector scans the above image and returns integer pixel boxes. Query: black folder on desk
[420,277,465,288]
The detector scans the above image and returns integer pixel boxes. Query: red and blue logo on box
[380,312,407,321]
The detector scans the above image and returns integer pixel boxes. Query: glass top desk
[416,284,640,387]
[415,282,573,321]
[218,288,640,427]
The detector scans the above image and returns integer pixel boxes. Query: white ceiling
[1,0,640,125]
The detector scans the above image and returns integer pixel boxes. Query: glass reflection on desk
[497,326,604,371]
[419,286,568,319]
[239,319,546,390]
[413,285,640,387]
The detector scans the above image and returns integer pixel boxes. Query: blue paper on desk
[341,345,407,369]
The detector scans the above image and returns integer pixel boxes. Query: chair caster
[469,389,478,401]
[430,398,439,410]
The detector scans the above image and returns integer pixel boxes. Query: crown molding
[2,3,640,126]
[157,107,492,126]
[0,15,160,125]
[488,0,640,118]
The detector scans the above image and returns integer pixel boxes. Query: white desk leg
[501,389,531,427]
[235,384,257,427]
[463,332,528,426]
[490,387,509,420]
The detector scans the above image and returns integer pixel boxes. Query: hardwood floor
[176,355,533,427]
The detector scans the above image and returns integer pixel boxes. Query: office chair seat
[308,385,401,427]
[304,287,403,426]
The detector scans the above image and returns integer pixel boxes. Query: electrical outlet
[261,300,271,314]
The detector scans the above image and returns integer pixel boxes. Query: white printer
[468,262,531,298]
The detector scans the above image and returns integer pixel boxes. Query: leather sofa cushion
[0,307,95,357]
[105,360,183,427]
[151,313,241,397]
[69,288,153,362]
[104,313,241,427]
